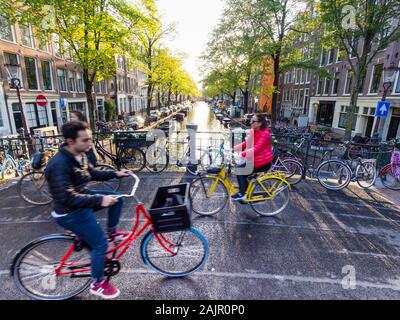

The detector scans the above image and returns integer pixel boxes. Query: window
[376,18,392,49]
[96,81,102,93]
[64,40,73,61]
[338,111,357,130]
[336,48,342,62]
[24,57,39,90]
[0,15,15,41]
[57,69,67,92]
[345,70,353,94]
[103,80,108,94]
[3,52,22,86]
[395,71,400,93]
[327,48,335,65]
[69,72,77,92]
[350,36,359,58]
[53,34,63,58]
[316,76,323,95]
[323,77,331,95]
[332,72,340,95]
[301,69,306,83]
[320,49,327,66]
[37,34,49,52]
[77,73,84,92]
[305,70,311,84]
[369,64,383,94]
[41,60,53,91]
[20,23,34,47]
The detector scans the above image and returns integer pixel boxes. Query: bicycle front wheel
[356,161,377,189]
[12,234,92,300]
[141,227,209,277]
[249,177,290,216]
[317,160,351,191]
[189,176,229,215]
[17,171,53,206]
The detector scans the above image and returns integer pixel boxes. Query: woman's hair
[71,110,88,123]
[255,114,268,129]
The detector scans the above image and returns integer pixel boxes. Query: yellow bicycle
[189,164,291,216]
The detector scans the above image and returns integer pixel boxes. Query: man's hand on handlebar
[101,195,118,207]
[116,169,133,178]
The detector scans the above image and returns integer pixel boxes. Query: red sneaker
[90,280,120,299]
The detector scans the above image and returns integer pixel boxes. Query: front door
[317,102,335,126]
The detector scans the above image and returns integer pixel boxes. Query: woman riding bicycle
[232,114,274,201]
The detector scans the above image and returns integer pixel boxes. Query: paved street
[1,172,400,300]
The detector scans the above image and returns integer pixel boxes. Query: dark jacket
[45,147,118,214]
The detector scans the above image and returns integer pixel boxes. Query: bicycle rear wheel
[189,176,228,215]
[380,165,400,190]
[145,146,169,173]
[249,177,290,216]
[17,171,53,206]
[12,234,92,300]
[141,227,208,277]
[120,147,146,172]
[317,160,351,190]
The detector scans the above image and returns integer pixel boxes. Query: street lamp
[4,63,34,156]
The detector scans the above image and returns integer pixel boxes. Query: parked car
[159,107,170,117]
[242,113,254,126]
[127,115,145,130]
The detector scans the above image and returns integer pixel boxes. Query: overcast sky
[156,0,224,89]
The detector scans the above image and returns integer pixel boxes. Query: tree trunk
[243,89,249,114]
[146,84,153,116]
[271,54,280,125]
[84,76,95,130]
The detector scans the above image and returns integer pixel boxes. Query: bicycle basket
[149,183,191,233]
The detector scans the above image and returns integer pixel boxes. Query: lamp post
[374,62,400,138]
[4,63,34,156]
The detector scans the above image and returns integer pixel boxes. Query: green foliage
[105,99,117,121]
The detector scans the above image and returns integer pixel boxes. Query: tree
[320,0,400,139]
[4,0,150,128]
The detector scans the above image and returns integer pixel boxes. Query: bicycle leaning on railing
[379,139,400,190]
[10,173,209,300]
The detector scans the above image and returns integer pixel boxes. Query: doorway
[364,116,374,138]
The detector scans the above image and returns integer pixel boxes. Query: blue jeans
[54,190,124,282]
[236,162,272,194]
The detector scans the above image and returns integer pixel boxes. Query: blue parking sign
[375,101,390,117]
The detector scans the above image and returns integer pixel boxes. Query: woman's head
[70,110,88,123]
[251,114,269,130]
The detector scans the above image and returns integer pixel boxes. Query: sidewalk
[370,179,400,207]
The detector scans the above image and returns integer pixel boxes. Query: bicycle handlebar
[113,173,140,199]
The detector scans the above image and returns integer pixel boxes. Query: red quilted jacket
[234,128,273,169]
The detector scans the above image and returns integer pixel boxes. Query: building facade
[279,20,400,141]
[0,16,147,136]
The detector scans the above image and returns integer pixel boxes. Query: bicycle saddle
[206,167,222,174]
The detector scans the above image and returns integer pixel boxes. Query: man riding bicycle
[45,121,132,299]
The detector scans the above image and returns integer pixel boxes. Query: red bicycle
[11,174,209,300]
[379,139,400,190]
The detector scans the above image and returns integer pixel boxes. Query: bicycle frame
[204,166,290,203]
[54,202,177,277]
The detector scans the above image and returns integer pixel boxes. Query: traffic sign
[375,101,390,117]
[36,95,48,107]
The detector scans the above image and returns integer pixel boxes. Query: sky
[156,0,224,90]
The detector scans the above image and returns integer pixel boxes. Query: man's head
[61,121,93,153]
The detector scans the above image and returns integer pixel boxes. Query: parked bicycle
[0,145,31,180]
[11,174,209,300]
[379,139,400,190]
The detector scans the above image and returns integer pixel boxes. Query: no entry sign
[36,95,48,107]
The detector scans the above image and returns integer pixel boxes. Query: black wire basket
[149,183,191,233]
